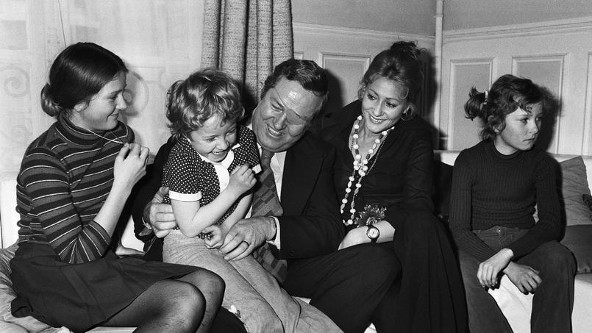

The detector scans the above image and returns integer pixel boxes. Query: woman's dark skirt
[10,242,199,332]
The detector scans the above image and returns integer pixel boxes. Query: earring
[402,108,412,121]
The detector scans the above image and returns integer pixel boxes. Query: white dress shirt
[246,144,286,249]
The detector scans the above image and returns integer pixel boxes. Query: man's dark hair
[261,59,328,101]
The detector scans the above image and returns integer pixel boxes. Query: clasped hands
[146,187,276,260]
[478,248,542,294]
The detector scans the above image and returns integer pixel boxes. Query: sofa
[1,150,591,332]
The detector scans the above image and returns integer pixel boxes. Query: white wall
[292,0,435,36]
[444,0,592,30]
[440,17,592,155]
[440,2,592,154]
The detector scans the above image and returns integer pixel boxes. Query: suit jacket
[130,132,344,262]
[277,132,344,260]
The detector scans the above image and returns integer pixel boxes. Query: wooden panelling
[321,54,370,111]
[441,18,592,154]
[513,56,565,153]
[585,53,592,155]
[446,59,493,150]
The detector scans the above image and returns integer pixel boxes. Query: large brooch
[353,204,386,227]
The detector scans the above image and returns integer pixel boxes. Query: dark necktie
[251,149,288,283]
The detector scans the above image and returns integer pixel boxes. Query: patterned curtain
[201,0,293,111]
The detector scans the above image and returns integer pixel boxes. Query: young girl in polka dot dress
[162,69,259,248]
[161,68,319,332]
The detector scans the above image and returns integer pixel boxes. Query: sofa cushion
[560,156,592,226]
[433,161,453,220]
[561,225,592,273]
[0,243,67,332]
[582,193,592,212]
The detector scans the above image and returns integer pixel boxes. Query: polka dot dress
[163,125,260,225]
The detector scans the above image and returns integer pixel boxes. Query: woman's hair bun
[389,41,421,60]
[40,83,64,117]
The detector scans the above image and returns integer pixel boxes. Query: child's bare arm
[171,165,255,237]
[203,194,252,248]
[221,193,253,231]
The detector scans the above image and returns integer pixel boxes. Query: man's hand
[504,262,542,294]
[219,216,276,261]
[478,248,513,288]
[144,187,177,238]
[203,225,224,249]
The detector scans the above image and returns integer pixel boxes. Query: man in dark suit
[132,59,398,332]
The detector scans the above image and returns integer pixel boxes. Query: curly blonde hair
[166,68,244,138]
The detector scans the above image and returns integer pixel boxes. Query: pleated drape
[201,0,293,110]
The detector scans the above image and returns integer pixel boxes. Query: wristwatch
[366,225,380,243]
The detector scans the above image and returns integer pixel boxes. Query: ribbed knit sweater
[15,114,133,264]
[449,140,561,262]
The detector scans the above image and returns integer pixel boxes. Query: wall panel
[321,54,370,112]
[447,60,493,150]
[513,56,565,153]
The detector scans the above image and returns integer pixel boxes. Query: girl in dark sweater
[449,74,576,333]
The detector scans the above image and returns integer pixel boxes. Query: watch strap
[366,225,379,243]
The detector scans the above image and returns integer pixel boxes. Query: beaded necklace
[340,115,394,225]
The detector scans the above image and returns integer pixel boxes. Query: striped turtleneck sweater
[15,114,134,264]
[449,140,562,262]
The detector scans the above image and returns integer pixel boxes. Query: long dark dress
[322,100,468,332]
[10,115,198,332]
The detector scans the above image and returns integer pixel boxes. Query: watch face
[367,227,379,239]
